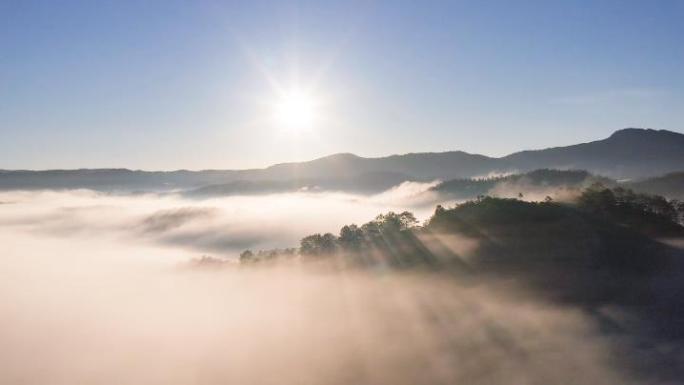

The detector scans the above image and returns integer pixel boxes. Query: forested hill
[236,185,684,269]
[2,128,684,191]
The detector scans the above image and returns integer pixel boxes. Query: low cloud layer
[0,187,439,259]
[0,253,630,384]
[0,187,670,384]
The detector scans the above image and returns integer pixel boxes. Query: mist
[0,186,440,260]
[0,187,672,384]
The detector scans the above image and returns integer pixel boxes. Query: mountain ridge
[1,128,683,191]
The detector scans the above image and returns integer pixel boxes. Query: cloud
[369,180,442,207]
[0,186,440,257]
[0,187,676,384]
[138,207,217,234]
[0,249,631,385]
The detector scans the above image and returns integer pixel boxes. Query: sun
[272,88,318,132]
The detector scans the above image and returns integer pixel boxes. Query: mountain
[1,128,683,192]
[0,169,243,191]
[277,128,684,181]
[259,151,502,181]
[503,128,684,179]
[186,171,415,197]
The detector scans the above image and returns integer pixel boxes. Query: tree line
[239,185,684,265]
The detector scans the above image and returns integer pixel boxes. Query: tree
[577,184,616,214]
[339,224,364,252]
[370,211,418,233]
[671,199,684,225]
[239,250,255,264]
[320,233,338,254]
[300,233,338,256]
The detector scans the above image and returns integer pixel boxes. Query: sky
[1,0,683,170]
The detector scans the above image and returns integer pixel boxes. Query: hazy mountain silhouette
[1,128,683,191]
[186,171,416,197]
[259,128,684,181]
[503,128,684,179]
[259,151,502,181]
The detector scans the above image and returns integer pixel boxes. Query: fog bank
[0,187,440,260]
[0,189,656,384]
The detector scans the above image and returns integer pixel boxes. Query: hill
[432,169,613,200]
[627,172,684,199]
[503,128,684,179]
[239,186,684,272]
[1,128,683,191]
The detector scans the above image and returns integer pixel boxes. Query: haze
[2,1,684,384]
[2,1,683,169]
[0,189,634,385]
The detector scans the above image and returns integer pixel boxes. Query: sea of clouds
[0,187,661,384]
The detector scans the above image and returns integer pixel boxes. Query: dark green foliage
[425,197,596,265]
[432,169,612,200]
[626,171,684,199]
[427,196,567,228]
[364,211,418,234]
[338,224,364,253]
[234,211,427,267]
[238,248,297,264]
[239,187,683,272]
[578,184,684,234]
[297,211,423,265]
[577,184,617,215]
[425,195,680,272]
[300,233,338,256]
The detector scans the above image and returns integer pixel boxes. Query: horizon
[1,126,682,172]
[3,3,684,384]
[3,1,684,170]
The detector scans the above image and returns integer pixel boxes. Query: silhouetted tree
[300,233,338,256]
[576,185,684,236]
[339,224,364,252]
[239,250,255,264]
[674,200,684,224]
[370,211,418,233]
[577,183,616,216]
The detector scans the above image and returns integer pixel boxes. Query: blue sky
[1,0,683,170]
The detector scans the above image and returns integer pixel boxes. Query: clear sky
[1,0,683,170]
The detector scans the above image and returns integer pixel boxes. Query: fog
[0,186,440,260]
[486,179,584,202]
[0,188,651,384]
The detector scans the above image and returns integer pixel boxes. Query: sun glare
[273,89,318,132]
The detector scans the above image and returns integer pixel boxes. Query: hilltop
[1,128,683,191]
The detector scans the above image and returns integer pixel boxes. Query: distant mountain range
[502,128,684,179]
[1,128,683,192]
